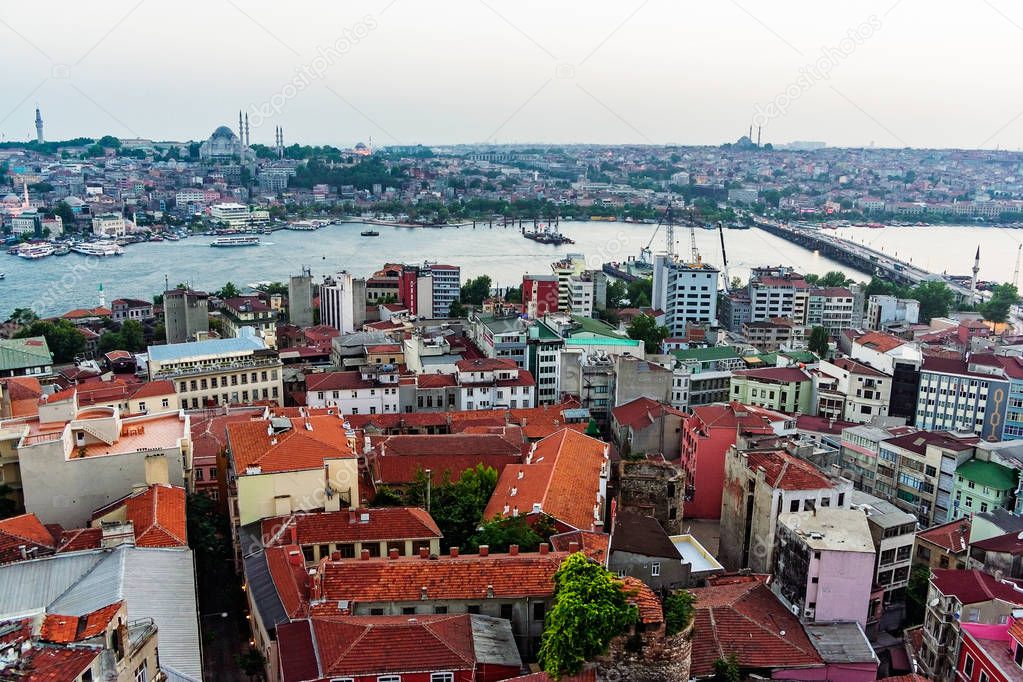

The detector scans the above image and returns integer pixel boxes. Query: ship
[523,223,574,245]
[71,242,125,257]
[53,244,71,256]
[360,229,380,237]
[210,235,261,247]
[16,244,55,259]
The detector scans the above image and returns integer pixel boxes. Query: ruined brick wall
[596,621,693,682]
[617,459,686,535]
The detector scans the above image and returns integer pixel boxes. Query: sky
[1,0,1022,150]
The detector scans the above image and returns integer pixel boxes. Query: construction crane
[1014,244,1021,288]
[718,221,730,292]
[687,204,702,265]
[641,201,678,264]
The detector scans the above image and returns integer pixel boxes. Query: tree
[538,553,638,678]
[97,135,121,149]
[605,280,628,308]
[627,314,669,354]
[402,464,499,550]
[808,326,830,358]
[216,282,241,299]
[14,320,85,363]
[626,278,652,308]
[235,647,266,681]
[980,283,1019,323]
[448,300,467,318]
[663,589,696,636]
[805,270,854,287]
[713,654,741,682]
[460,275,492,305]
[910,280,955,323]
[263,281,289,297]
[729,276,744,291]
[467,515,546,553]
[53,201,76,229]
[585,418,601,437]
[6,308,38,325]
[504,285,522,303]
[905,565,931,626]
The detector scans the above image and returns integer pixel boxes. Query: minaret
[98,283,105,308]
[244,113,250,147]
[22,182,29,209]
[971,246,980,304]
[238,110,244,156]
[34,106,43,143]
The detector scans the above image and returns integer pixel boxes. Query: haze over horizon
[3,0,1023,150]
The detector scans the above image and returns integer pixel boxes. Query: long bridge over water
[753,220,976,302]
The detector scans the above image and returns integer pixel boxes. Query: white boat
[71,241,125,257]
[210,235,260,247]
[17,244,55,259]
[0,273,5,280]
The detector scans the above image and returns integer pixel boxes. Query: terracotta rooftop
[373,433,522,485]
[611,396,684,430]
[855,331,905,353]
[266,545,311,619]
[315,550,566,603]
[123,484,188,547]
[689,575,823,677]
[930,568,1023,606]
[40,601,122,643]
[743,450,835,491]
[916,518,971,554]
[0,513,58,563]
[262,507,441,547]
[16,645,99,681]
[228,415,355,475]
[484,429,608,531]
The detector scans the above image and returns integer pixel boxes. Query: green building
[729,366,813,414]
[949,459,1018,521]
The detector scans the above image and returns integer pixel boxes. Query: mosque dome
[211,126,237,140]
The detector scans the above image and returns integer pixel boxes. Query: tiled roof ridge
[0,514,56,547]
[422,616,476,667]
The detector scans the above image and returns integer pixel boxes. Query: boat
[210,235,260,248]
[149,235,164,242]
[523,223,575,245]
[164,233,181,241]
[17,244,55,259]
[53,244,71,256]
[0,273,5,280]
[71,241,125,257]
[360,229,380,237]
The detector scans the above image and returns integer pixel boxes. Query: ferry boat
[17,244,55,259]
[164,233,181,241]
[288,219,330,231]
[210,235,260,248]
[53,244,71,256]
[71,242,124,257]
[360,229,380,237]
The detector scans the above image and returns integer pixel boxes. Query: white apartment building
[806,287,862,336]
[305,365,401,416]
[814,357,892,424]
[651,254,719,336]
[867,295,920,330]
[320,272,366,334]
[176,189,206,205]
[210,203,269,229]
[748,267,810,323]
[455,358,536,410]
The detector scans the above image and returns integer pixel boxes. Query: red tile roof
[829,357,889,377]
[742,450,835,490]
[40,602,123,643]
[455,358,518,372]
[310,615,478,677]
[262,507,441,547]
[2,376,43,417]
[306,371,387,392]
[484,429,608,531]
[123,484,187,547]
[373,433,522,485]
[266,545,311,618]
[549,530,610,564]
[611,396,683,430]
[315,551,566,603]
[56,527,103,553]
[930,569,1023,605]
[855,331,905,352]
[689,402,788,433]
[916,518,971,554]
[0,513,57,563]
[621,576,663,624]
[688,576,823,677]
[228,415,356,474]
[18,645,99,681]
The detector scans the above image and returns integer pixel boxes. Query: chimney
[144,453,170,486]
[419,547,429,559]
[449,547,459,558]
[360,549,370,560]
[420,586,428,600]
[288,550,303,567]
[539,543,550,555]
[509,544,519,556]
[479,545,489,557]
[568,541,580,553]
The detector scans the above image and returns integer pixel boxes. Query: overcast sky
[2,0,1021,149]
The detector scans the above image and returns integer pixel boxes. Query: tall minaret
[971,246,981,304]
[244,113,250,147]
[34,106,43,143]
[238,110,244,156]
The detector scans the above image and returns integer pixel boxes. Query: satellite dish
[929,598,939,607]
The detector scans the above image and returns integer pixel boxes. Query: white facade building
[651,254,719,336]
[319,272,365,334]
[305,365,401,416]
[92,213,127,238]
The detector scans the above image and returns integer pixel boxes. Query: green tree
[979,283,1019,323]
[627,277,652,308]
[14,320,85,363]
[713,653,741,682]
[262,281,289,297]
[235,647,266,681]
[98,331,124,354]
[605,280,628,308]
[808,326,830,357]
[97,135,121,149]
[805,271,854,287]
[585,418,601,437]
[538,553,638,678]
[53,201,76,229]
[460,275,492,305]
[663,589,696,636]
[627,314,669,354]
[448,300,467,318]
[504,285,522,303]
[7,308,38,325]
[216,282,242,299]
[467,515,545,553]
[119,320,145,351]
[905,565,931,626]
[910,280,955,323]
[403,464,499,550]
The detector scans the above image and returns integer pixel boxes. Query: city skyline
[3,0,1023,149]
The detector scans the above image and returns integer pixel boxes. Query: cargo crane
[718,221,730,293]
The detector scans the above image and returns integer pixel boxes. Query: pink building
[773,508,877,627]
[957,618,1023,682]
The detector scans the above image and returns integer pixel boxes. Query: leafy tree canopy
[14,319,85,363]
[627,314,669,354]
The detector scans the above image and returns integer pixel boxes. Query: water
[0,221,997,318]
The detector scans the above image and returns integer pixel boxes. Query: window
[402,607,416,615]
[467,605,480,614]
[500,604,513,620]
[431,675,455,682]
[534,602,546,621]
[210,467,218,480]
[369,608,385,615]
[377,677,401,682]
[964,655,974,677]
[979,673,989,682]
[790,500,800,512]
[134,661,148,682]
[434,606,448,614]
[194,468,204,482]
[651,562,661,577]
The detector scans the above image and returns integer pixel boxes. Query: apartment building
[916,356,1009,439]
[729,366,813,413]
[742,317,806,352]
[814,357,892,424]
[147,335,283,409]
[220,296,279,347]
[878,430,977,526]
[305,365,401,416]
[651,254,719,336]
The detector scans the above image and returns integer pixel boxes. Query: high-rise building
[523,274,559,318]
[652,254,719,336]
[423,262,460,317]
[319,272,366,333]
[164,288,209,344]
[34,106,43,143]
[288,268,314,328]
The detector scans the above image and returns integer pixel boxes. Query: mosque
[199,112,256,162]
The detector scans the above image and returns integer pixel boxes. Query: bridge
[753,220,976,302]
